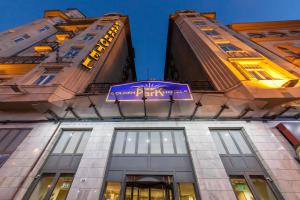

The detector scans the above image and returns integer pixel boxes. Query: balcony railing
[0,55,48,64]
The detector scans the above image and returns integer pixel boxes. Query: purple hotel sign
[106,81,193,102]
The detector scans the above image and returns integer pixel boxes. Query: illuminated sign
[81,21,120,70]
[106,81,193,102]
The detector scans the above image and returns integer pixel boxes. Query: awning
[276,122,300,146]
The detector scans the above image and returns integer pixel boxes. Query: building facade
[229,20,300,68]
[0,9,299,200]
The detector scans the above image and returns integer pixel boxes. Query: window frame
[63,47,82,58]
[26,173,74,200]
[34,74,55,85]
[210,128,284,200]
[112,128,189,156]
[218,43,241,52]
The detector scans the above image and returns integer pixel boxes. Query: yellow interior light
[34,45,53,53]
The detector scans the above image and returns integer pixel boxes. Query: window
[230,176,255,200]
[103,182,121,200]
[230,176,277,200]
[34,74,55,85]
[218,43,241,52]
[96,25,105,30]
[204,30,219,36]
[237,64,274,80]
[212,129,281,200]
[0,129,31,167]
[112,130,188,155]
[64,47,81,58]
[248,33,266,38]
[26,130,91,200]
[14,34,30,43]
[268,31,286,37]
[39,25,50,32]
[211,130,252,155]
[28,174,74,200]
[83,33,95,41]
[177,183,197,200]
[52,130,91,154]
[193,21,207,26]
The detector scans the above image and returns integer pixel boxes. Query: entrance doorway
[125,176,173,200]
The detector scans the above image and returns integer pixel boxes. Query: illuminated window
[28,174,74,200]
[251,176,277,200]
[218,43,241,52]
[177,183,197,200]
[83,33,95,41]
[204,30,219,36]
[230,177,255,200]
[238,64,273,80]
[104,182,121,200]
[35,74,55,85]
[64,47,81,58]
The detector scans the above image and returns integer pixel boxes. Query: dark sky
[0,0,299,80]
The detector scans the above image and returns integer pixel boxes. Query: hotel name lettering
[81,21,121,70]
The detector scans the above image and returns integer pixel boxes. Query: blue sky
[0,0,299,80]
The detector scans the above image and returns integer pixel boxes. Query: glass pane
[150,131,161,154]
[5,129,29,153]
[104,182,121,200]
[162,131,174,154]
[211,131,227,154]
[177,183,196,200]
[76,132,91,153]
[125,186,132,200]
[125,132,137,154]
[52,132,72,154]
[230,131,252,154]
[151,187,165,200]
[220,131,239,154]
[0,129,18,152]
[230,177,255,200]
[139,187,149,200]
[49,174,74,200]
[137,131,149,154]
[174,131,187,154]
[113,132,125,154]
[251,176,277,200]
[64,132,82,153]
[29,174,55,200]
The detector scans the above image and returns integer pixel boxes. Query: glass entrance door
[125,176,173,200]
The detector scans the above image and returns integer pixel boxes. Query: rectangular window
[14,37,24,43]
[83,33,95,41]
[96,25,105,30]
[113,130,188,155]
[211,130,252,155]
[29,174,74,200]
[204,30,219,36]
[39,25,50,32]
[193,21,206,26]
[177,183,197,200]
[230,176,255,200]
[52,130,91,154]
[219,43,241,52]
[0,129,30,167]
[104,182,121,200]
[64,47,81,58]
[124,132,137,154]
[250,176,277,200]
[34,74,55,85]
